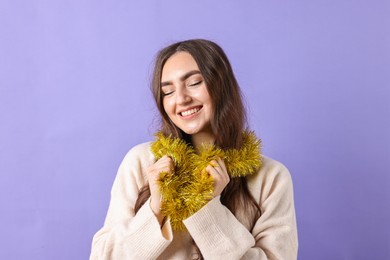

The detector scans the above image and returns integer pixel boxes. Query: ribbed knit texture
[90,142,298,260]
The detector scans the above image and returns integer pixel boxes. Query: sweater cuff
[183,196,233,248]
[123,198,172,258]
[183,196,255,259]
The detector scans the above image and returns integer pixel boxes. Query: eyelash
[163,91,174,96]
[189,80,202,87]
[162,80,202,96]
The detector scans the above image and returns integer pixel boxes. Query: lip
[177,105,203,119]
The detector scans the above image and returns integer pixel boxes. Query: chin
[179,126,201,135]
[181,129,198,135]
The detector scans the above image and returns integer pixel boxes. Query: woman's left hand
[206,158,230,198]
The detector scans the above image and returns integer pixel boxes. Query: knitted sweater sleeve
[89,143,173,260]
[183,157,298,260]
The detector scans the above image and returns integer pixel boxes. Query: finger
[155,157,173,170]
[206,165,221,181]
[209,159,218,168]
[157,156,170,166]
[210,160,222,173]
[217,158,227,174]
[215,158,229,183]
[161,155,172,162]
[161,156,174,169]
[156,161,172,171]
[147,161,173,182]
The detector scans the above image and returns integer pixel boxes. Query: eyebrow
[161,70,201,87]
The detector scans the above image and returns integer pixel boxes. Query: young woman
[90,39,298,259]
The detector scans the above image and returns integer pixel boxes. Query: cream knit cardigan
[90,142,298,260]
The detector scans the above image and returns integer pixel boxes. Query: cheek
[207,102,215,119]
[200,88,212,105]
[162,99,173,114]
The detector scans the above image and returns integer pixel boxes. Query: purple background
[1,1,389,259]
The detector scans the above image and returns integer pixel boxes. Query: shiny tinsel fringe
[150,131,262,231]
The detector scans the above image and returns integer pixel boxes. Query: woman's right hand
[146,155,173,217]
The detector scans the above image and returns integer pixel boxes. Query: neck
[190,132,216,150]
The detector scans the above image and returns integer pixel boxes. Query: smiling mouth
[180,106,202,117]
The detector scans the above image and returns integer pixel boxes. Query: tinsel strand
[150,131,262,230]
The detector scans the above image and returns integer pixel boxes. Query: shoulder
[121,141,154,163]
[246,155,294,202]
[259,155,291,179]
[113,141,156,189]
[117,141,155,176]
[126,141,153,154]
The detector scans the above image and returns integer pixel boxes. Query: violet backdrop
[0,1,389,259]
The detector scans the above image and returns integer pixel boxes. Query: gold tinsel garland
[150,131,262,231]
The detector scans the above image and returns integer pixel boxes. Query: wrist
[150,197,161,215]
[149,198,166,227]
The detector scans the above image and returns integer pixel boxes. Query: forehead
[161,52,200,81]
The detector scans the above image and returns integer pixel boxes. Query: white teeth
[181,108,200,117]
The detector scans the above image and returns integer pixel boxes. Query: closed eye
[163,90,174,96]
[189,80,202,87]
[161,85,175,96]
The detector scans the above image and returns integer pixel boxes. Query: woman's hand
[206,158,230,198]
[146,156,173,219]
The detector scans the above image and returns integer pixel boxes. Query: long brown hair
[135,39,261,255]
[150,39,246,149]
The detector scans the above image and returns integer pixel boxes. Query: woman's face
[161,51,213,137]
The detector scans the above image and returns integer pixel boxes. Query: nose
[176,88,191,104]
